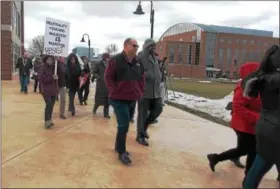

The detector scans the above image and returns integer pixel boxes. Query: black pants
[43,96,56,121]
[93,101,109,116]
[216,130,256,174]
[129,100,136,121]
[137,97,163,137]
[68,91,76,112]
[78,83,90,103]
[34,79,41,92]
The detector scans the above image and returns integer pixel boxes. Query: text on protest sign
[43,17,70,57]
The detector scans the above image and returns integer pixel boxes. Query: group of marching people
[207,45,280,188]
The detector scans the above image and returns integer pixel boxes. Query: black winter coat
[93,61,108,105]
[16,58,33,76]
[66,62,81,92]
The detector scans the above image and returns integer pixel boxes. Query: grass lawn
[167,78,235,99]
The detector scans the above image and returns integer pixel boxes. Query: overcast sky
[24,1,279,54]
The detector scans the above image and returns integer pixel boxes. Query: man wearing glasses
[136,38,163,146]
[105,38,145,165]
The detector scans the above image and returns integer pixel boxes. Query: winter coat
[38,63,58,97]
[243,67,280,164]
[138,49,161,99]
[105,51,145,101]
[57,61,67,88]
[33,61,42,80]
[16,57,33,76]
[231,62,261,134]
[66,62,81,92]
[82,63,91,86]
[93,60,108,105]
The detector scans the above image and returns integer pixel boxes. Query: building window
[227,48,232,64]
[228,40,232,44]
[17,12,20,38]
[12,3,17,28]
[251,40,255,45]
[191,36,196,42]
[159,46,162,52]
[234,49,239,64]
[256,50,261,61]
[220,38,224,43]
[236,39,240,44]
[218,48,224,67]
[243,40,247,45]
[178,45,184,64]
[187,45,192,64]
[168,46,174,64]
[258,40,262,46]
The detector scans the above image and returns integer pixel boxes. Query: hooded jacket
[38,62,58,97]
[231,62,261,134]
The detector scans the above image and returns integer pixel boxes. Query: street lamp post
[80,34,91,60]
[133,1,154,39]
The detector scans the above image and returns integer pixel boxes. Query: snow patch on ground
[167,90,233,122]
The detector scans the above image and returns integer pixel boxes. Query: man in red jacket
[105,38,145,165]
[207,62,261,177]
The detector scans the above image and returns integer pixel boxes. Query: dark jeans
[137,97,163,137]
[243,154,275,189]
[34,79,41,92]
[43,96,56,121]
[78,83,90,103]
[129,100,136,121]
[20,75,29,92]
[93,101,109,116]
[109,99,135,154]
[68,91,76,112]
[216,130,256,175]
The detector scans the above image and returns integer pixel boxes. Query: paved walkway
[2,80,278,188]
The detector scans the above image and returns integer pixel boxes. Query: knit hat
[143,38,156,49]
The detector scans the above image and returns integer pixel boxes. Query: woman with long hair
[66,53,81,116]
[242,45,280,188]
[38,55,58,129]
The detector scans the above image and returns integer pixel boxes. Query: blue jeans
[243,154,274,189]
[109,99,135,131]
[20,75,29,93]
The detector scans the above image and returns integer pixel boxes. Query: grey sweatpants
[59,87,66,116]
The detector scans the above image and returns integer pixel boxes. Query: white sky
[24,1,279,54]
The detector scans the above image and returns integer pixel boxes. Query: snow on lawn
[167,90,233,122]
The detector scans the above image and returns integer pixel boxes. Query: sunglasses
[131,44,139,48]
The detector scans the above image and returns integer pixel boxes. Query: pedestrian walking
[207,62,261,180]
[66,53,81,116]
[38,55,58,129]
[105,38,144,165]
[92,53,111,118]
[16,52,33,94]
[242,45,280,188]
[78,56,91,105]
[136,39,163,146]
[33,56,42,93]
[57,57,67,119]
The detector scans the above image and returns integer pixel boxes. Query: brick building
[156,23,279,78]
[1,1,24,80]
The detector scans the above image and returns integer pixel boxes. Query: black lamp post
[80,33,91,60]
[133,1,154,39]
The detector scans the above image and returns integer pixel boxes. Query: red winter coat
[231,62,261,134]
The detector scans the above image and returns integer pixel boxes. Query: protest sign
[43,17,70,57]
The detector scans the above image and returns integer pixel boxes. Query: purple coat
[38,63,58,97]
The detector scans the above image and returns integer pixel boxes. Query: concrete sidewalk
[1,80,278,188]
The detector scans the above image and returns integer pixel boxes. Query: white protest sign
[43,17,70,57]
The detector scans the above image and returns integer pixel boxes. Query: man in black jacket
[16,52,33,94]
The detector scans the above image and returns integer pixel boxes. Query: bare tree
[105,43,118,55]
[27,35,44,56]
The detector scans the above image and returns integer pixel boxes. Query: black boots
[115,128,131,165]
[207,154,219,172]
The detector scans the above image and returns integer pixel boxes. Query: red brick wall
[1,31,12,80]
[1,1,12,80]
